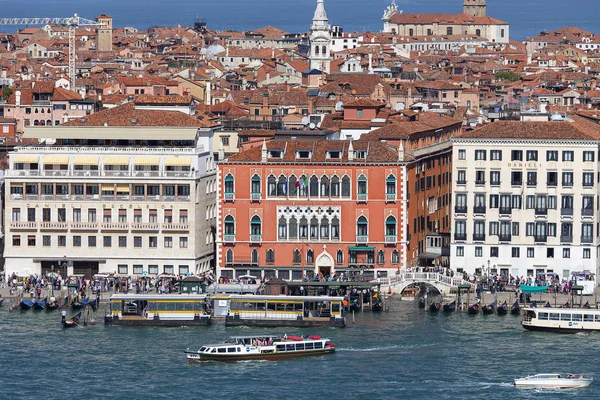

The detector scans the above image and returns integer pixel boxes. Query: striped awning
[12,155,39,163]
[73,156,99,165]
[43,155,69,164]
[134,157,160,166]
[116,184,130,193]
[101,184,114,191]
[103,156,130,165]
[164,157,191,167]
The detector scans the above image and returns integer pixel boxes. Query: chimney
[347,140,354,162]
[261,139,268,163]
[15,90,21,106]
[540,101,548,114]
[226,46,229,57]
[271,46,275,59]
[398,141,404,161]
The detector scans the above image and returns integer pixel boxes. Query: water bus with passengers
[225,295,346,327]
[522,307,600,333]
[184,334,335,362]
[105,294,211,326]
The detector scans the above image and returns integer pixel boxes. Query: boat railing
[229,311,301,320]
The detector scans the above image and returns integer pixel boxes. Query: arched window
[320,216,329,239]
[250,215,262,237]
[341,175,351,197]
[306,249,314,264]
[320,175,330,197]
[46,120,52,126]
[321,46,326,56]
[331,175,340,197]
[251,174,261,195]
[377,250,385,264]
[309,175,319,197]
[299,216,308,239]
[310,216,319,239]
[266,249,275,264]
[224,215,235,236]
[357,216,368,237]
[251,249,259,265]
[386,216,397,237]
[293,249,301,264]
[336,249,344,265]
[277,175,287,196]
[288,174,298,196]
[224,173,234,194]
[299,175,308,197]
[391,250,400,264]
[331,216,340,239]
[278,216,287,239]
[357,174,367,195]
[267,175,276,197]
[386,174,396,195]
[315,45,320,55]
[226,249,234,264]
[289,216,298,240]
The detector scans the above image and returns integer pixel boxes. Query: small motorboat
[510,301,520,315]
[443,301,456,313]
[429,302,442,312]
[497,301,508,315]
[19,299,34,310]
[514,373,592,389]
[482,301,496,315]
[33,297,47,310]
[62,312,82,329]
[400,287,421,301]
[468,302,480,315]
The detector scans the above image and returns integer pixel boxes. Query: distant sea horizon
[0,0,599,41]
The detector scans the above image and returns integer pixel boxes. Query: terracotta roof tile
[457,120,600,140]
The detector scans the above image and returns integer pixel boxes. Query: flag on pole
[283,180,288,195]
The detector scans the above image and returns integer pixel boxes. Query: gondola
[429,302,442,312]
[497,301,508,315]
[62,312,82,328]
[46,300,60,311]
[418,297,426,308]
[33,297,47,310]
[0,298,4,307]
[529,301,537,308]
[482,301,496,315]
[72,298,87,310]
[443,300,456,312]
[510,301,520,315]
[468,301,480,315]
[372,297,384,312]
[349,299,361,312]
[19,299,34,310]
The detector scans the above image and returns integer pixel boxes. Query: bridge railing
[375,272,472,288]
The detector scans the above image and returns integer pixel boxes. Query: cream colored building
[451,119,600,280]
[4,105,217,278]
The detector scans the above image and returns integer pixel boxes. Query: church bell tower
[463,0,486,17]
[309,0,332,74]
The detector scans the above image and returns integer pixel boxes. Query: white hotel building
[451,118,600,280]
[4,100,217,278]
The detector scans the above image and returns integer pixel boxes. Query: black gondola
[349,299,361,312]
[429,302,442,312]
[497,301,508,315]
[468,302,480,315]
[33,297,47,310]
[46,300,59,311]
[72,297,88,310]
[443,300,456,312]
[0,298,4,307]
[87,297,100,311]
[418,297,426,308]
[510,301,520,315]
[19,299,34,310]
[372,297,384,312]
[62,312,81,328]
[482,301,496,315]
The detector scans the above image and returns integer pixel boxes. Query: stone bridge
[376,272,474,295]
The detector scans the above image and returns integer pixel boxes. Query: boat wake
[339,343,437,352]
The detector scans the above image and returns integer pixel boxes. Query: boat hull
[522,324,600,334]
[225,315,346,328]
[515,380,592,388]
[186,348,335,363]
[105,315,211,327]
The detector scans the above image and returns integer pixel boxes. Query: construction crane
[0,14,103,90]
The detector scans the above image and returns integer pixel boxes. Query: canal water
[2,299,599,399]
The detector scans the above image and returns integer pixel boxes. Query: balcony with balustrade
[9,221,37,230]
[162,223,190,232]
[385,235,397,244]
[356,235,369,244]
[40,221,68,230]
[250,234,263,244]
[356,193,368,203]
[223,234,236,244]
[70,222,99,231]
[581,235,593,244]
[101,222,129,231]
[130,222,160,231]
[560,235,573,243]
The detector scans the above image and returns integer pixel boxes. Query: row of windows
[454,221,593,239]
[11,235,188,248]
[224,248,401,266]
[10,183,191,196]
[460,149,595,162]
[455,246,592,259]
[455,194,594,211]
[116,264,189,275]
[457,170,596,187]
[11,207,188,224]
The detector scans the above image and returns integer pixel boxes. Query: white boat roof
[524,307,600,312]
[109,294,207,300]
[227,294,344,301]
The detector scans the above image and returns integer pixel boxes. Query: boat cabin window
[227,347,236,353]
[560,314,571,321]
[199,347,207,352]
[266,302,303,312]
[237,347,241,352]
[211,348,216,353]
[110,301,123,312]
[537,312,548,320]
[305,342,314,350]
[595,315,600,322]
[296,343,305,351]
[331,303,341,313]
[525,310,536,318]
[218,348,227,353]
[584,314,594,322]
[572,314,582,322]
[549,313,559,321]
[315,342,323,349]
[276,345,286,351]
[286,344,295,351]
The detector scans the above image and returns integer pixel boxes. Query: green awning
[348,246,375,251]
[520,285,548,294]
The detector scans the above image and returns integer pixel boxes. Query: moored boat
[62,312,82,328]
[429,302,442,312]
[468,301,480,315]
[522,307,600,333]
[514,373,592,389]
[46,300,59,311]
[372,297,384,312]
[33,297,47,310]
[19,299,34,310]
[418,297,426,308]
[497,301,508,315]
[443,301,456,313]
[185,335,335,362]
[510,301,520,315]
[401,287,421,301]
[482,301,496,315]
